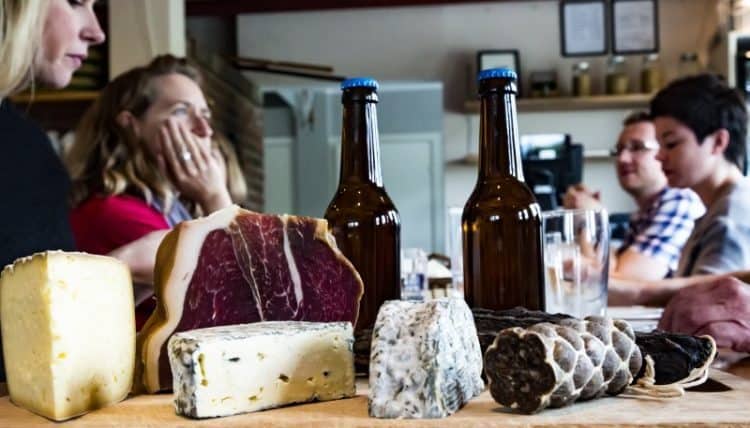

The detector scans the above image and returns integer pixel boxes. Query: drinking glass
[401,248,428,301]
[542,209,609,317]
[446,207,464,296]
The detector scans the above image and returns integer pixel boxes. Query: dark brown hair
[650,74,747,171]
[622,110,651,127]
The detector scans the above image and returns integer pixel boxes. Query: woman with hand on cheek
[65,55,246,329]
[154,114,233,220]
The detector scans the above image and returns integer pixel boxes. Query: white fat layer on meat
[231,224,265,322]
[281,215,304,314]
[144,205,242,392]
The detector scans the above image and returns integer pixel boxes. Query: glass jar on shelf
[572,61,591,97]
[679,52,701,78]
[606,56,629,95]
[530,70,559,98]
[640,53,661,93]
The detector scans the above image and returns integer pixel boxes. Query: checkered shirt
[618,187,705,276]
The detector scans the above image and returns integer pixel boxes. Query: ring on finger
[181,151,192,162]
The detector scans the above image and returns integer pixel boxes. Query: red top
[70,194,169,254]
[70,194,169,330]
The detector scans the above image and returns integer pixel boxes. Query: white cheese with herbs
[168,321,356,418]
[0,251,135,421]
[368,298,484,418]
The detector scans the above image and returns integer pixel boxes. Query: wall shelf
[464,94,651,114]
[10,90,100,104]
[8,91,100,132]
[447,149,612,166]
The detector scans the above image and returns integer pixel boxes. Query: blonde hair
[0,0,47,98]
[66,54,247,215]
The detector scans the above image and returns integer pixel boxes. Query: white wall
[109,0,186,78]
[447,108,638,212]
[237,0,723,106]
[235,0,724,215]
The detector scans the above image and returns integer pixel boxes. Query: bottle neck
[478,83,524,181]
[339,98,383,187]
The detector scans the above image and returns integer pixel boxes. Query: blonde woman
[1,0,104,267]
[1,0,104,97]
[65,55,247,329]
[0,0,103,382]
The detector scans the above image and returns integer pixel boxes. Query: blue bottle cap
[341,77,379,90]
[477,68,517,82]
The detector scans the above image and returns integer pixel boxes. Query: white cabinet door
[325,132,444,252]
[263,137,295,215]
[262,83,445,253]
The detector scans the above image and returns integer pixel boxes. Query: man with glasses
[564,111,704,280]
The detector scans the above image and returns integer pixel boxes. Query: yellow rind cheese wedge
[0,251,135,421]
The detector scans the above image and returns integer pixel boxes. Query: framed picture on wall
[559,0,608,57]
[611,0,659,54]
[476,49,521,96]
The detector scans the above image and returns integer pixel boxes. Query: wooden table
[1,360,750,427]
[723,352,750,379]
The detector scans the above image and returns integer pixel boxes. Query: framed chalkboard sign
[559,0,608,57]
[611,0,659,54]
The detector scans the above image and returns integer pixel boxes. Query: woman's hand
[158,118,232,213]
[107,229,169,291]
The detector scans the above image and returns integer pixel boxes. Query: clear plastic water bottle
[401,248,427,301]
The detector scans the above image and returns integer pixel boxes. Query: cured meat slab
[471,308,716,388]
[484,318,642,413]
[135,206,364,393]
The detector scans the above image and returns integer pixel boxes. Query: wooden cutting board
[1,370,749,427]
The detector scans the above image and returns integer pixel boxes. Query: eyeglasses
[610,140,660,156]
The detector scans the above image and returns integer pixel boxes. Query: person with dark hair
[631,74,750,353]
[610,74,750,315]
[564,111,704,281]
[650,73,750,276]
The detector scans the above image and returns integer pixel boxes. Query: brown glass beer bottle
[462,68,545,311]
[325,77,401,330]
